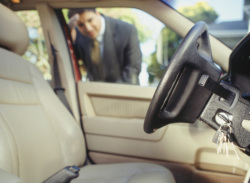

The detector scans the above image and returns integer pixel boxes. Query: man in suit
[68,8,142,84]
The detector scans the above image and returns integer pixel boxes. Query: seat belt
[48,33,73,115]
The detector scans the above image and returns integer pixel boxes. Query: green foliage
[147,52,166,84]
[16,11,51,80]
[147,1,218,84]
[161,27,181,60]
[62,9,69,22]
[179,2,218,23]
[146,27,181,83]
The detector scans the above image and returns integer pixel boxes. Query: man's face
[76,11,101,39]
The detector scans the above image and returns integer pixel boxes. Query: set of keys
[212,116,240,160]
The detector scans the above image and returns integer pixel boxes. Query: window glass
[16,10,51,80]
[164,0,248,49]
[63,8,180,86]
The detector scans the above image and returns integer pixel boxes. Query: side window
[16,10,51,80]
[63,8,180,86]
[167,0,246,49]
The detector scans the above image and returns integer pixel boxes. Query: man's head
[68,8,102,39]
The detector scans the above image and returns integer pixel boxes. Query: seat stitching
[0,112,19,177]
[29,63,66,165]
[0,103,40,106]
[0,76,32,85]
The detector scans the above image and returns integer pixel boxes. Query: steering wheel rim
[144,21,221,133]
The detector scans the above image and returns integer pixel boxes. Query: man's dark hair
[68,8,96,19]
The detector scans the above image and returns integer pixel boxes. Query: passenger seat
[0,3,175,183]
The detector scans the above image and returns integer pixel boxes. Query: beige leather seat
[0,4,175,183]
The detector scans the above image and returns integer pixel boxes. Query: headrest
[0,4,29,55]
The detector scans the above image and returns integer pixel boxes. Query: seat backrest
[0,4,86,183]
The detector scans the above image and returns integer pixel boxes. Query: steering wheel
[144,21,221,133]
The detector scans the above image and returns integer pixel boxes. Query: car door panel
[78,82,165,141]
[77,82,250,175]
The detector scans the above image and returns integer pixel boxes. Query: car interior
[1,0,250,183]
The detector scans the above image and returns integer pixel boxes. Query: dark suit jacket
[74,15,142,84]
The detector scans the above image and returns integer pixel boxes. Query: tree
[148,1,218,84]
[16,11,51,80]
[179,2,218,23]
[147,52,166,84]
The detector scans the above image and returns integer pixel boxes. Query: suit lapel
[103,16,120,80]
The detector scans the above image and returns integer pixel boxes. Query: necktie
[91,39,101,64]
[91,39,104,80]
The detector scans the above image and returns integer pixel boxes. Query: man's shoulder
[104,15,134,31]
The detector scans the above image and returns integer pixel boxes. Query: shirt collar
[96,16,105,43]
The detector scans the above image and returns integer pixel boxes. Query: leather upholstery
[0,48,86,182]
[0,169,21,183]
[0,4,29,55]
[72,163,175,183]
[0,4,175,183]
